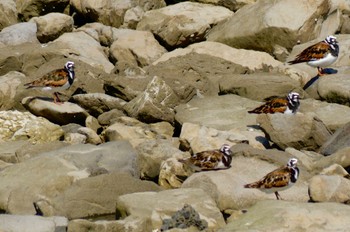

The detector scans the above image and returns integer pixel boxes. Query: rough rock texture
[0,71,26,110]
[175,94,258,131]
[191,0,257,11]
[116,188,226,231]
[0,110,63,143]
[136,139,184,180]
[71,93,126,117]
[0,0,17,30]
[16,0,70,21]
[0,141,138,214]
[103,116,174,147]
[0,215,67,232]
[70,0,166,28]
[35,172,161,219]
[22,97,90,126]
[309,174,350,203]
[319,122,350,156]
[220,200,350,231]
[256,113,332,151]
[207,0,330,54]
[137,2,233,49]
[30,13,74,43]
[0,22,40,45]
[159,157,193,189]
[124,76,179,123]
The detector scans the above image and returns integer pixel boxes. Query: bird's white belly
[41,81,71,92]
[307,53,337,67]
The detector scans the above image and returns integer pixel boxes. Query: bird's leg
[317,67,325,76]
[53,92,63,104]
[274,191,282,200]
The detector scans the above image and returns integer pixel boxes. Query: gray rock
[159,157,193,189]
[70,0,165,28]
[97,109,126,126]
[15,141,68,162]
[207,0,330,54]
[0,215,67,232]
[256,113,332,151]
[77,127,102,145]
[219,73,303,101]
[22,97,90,126]
[160,204,208,231]
[116,188,226,231]
[137,2,233,49]
[149,42,282,101]
[0,141,28,163]
[50,31,114,73]
[85,115,101,133]
[299,98,350,132]
[313,147,350,172]
[219,200,350,231]
[191,0,257,11]
[319,122,350,156]
[0,110,64,143]
[68,216,152,232]
[309,175,350,203]
[175,94,258,131]
[71,93,126,117]
[16,0,69,21]
[0,71,26,110]
[124,76,179,123]
[64,132,87,144]
[30,13,74,43]
[35,172,161,219]
[0,141,138,214]
[109,30,167,69]
[136,139,184,180]
[103,116,174,147]
[104,75,152,101]
[0,0,18,30]
[0,22,39,45]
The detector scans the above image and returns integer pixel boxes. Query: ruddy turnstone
[179,144,232,171]
[288,35,339,76]
[244,158,299,200]
[24,61,75,104]
[248,92,300,114]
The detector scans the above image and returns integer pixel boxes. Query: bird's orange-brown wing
[248,98,287,114]
[190,150,222,170]
[289,41,331,64]
[245,166,291,189]
[24,69,69,88]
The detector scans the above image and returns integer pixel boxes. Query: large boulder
[308,174,350,203]
[148,41,282,101]
[30,13,74,43]
[207,0,330,55]
[109,29,167,72]
[70,0,165,28]
[49,32,114,73]
[34,172,161,219]
[137,2,233,49]
[0,141,138,214]
[0,22,39,46]
[0,0,17,30]
[219,73,303,101]
[124,76,179,124]
[16,0,70,21]
[319,122,350,156]
[220,200,350,231]
[191,0,257,11]
[175,94,259,131]
[0,110,63,143]
[115,188,226,231]
[22,97,90,126]
[0,71,26,110]
[256,113,332,151]
[0,215,67,232]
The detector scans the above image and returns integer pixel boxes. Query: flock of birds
[23,35,339,200]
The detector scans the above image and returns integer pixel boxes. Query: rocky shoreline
[0,0,350,231]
